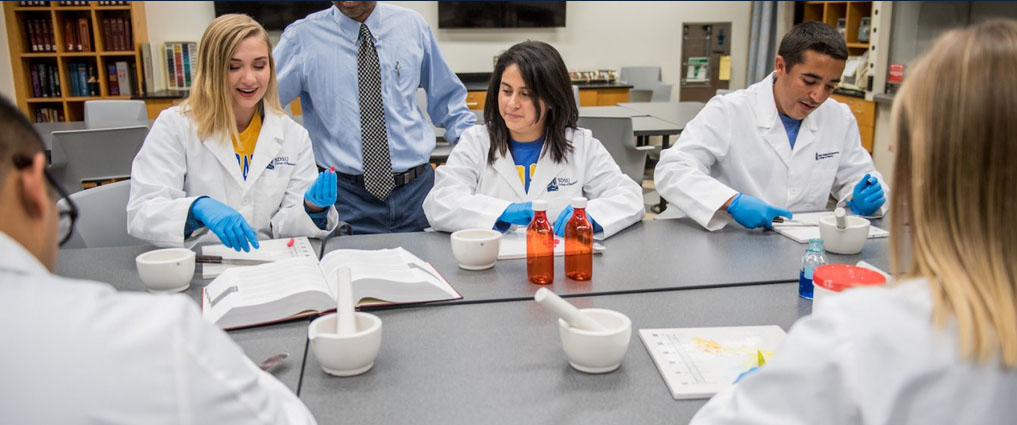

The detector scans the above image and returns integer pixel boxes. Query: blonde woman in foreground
[691,19,1017,424]
[128,14,338,251]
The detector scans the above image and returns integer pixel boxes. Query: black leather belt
[332,163,428,187]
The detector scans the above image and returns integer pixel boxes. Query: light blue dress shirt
[274,4,476,175]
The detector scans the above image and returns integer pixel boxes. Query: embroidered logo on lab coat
[268,156,295,170]
[555,177,577,186]
[815,151,840,161]
[546,179,559,192]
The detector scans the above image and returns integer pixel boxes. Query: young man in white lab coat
[655,21,887,231]
[0,99,316,424]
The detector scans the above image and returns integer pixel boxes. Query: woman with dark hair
[423,41,644,239]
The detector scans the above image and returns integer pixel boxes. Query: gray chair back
[83,100,148,129]
[577,116,650,184]
[58,180,146,248]
[619,66,672,102]
[572,85,580,110]
[49,125,149,194]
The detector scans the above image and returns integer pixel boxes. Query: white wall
[143,1,216,91]
[1,14,17,103]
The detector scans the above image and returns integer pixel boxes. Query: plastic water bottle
[527,200,554,285]
[564,197,593,281]
[799,238,828,299]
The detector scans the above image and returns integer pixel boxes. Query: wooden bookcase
[3,1,147,122]
[798,1,876,152]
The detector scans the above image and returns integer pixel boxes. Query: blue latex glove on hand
[494,202,534,232]
[190,197,260,252]
[846,173,884,216]
[727,193,792,230]
[304,169,338,209]
[553,205,602,237]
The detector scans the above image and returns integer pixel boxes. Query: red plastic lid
[813,264,887,292]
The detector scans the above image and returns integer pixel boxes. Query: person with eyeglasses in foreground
[690,19,1017,424]
[0,98,317,423]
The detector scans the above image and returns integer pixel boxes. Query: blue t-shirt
[509,135,545,193]
[778,113,803,149]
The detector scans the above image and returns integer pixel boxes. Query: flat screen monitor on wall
[438,2,566,29]
[213,1,332,31]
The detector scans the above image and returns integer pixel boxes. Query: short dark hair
[484,40,577,164]
[0,96,45,188]
[777,21,848,70]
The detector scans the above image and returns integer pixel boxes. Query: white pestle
[534,288,610,332]
[336,266,357,335]
[834,207,847,230]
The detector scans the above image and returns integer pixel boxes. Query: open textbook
[639,326,787,399]
[497,228,606,260]
[772,211,889,243]
[201,247,462,330]
[200,237,317,279]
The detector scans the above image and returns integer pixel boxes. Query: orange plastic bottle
[565,197,593,281]
[526,200,554,285]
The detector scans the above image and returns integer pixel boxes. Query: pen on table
[771,217,812,227]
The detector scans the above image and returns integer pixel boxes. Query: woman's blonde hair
[890,19,1017,367]
[182,14,282,142]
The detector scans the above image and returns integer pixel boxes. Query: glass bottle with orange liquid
[564,197,593,281]
[526,200,554,284]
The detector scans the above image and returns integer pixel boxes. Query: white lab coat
[423,125,645,239]
[690,278,1017,425]
[0,232,317,424]
[127,106,337,248]
[654,73,888,231]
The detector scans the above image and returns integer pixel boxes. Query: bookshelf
[797,1,876,152]
[3,1,148,122]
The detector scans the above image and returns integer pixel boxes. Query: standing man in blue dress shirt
[275,1,476,234]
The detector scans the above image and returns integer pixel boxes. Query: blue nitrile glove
[553,205,603,237]
[494,202,534,232]
[726,193,793,230]
[304,169,338,209]
[846,173,884,216]
[733,367,759,384]
[190,197,260,252]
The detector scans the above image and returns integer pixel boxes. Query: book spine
[67,63,77,96]
[30,64,40,97]
[141,42,155,94]
[78,63,88,96]
[28,20,38,52]
[164,43,175,90]
[116,61,130,96]
[78,18,90,52]
[188,42,198,85]
[181,43,191,88]
[48,63,59,97]
[39,19,49,52]
[174,43,184,88]
[63,18,75,51]
[125,17,132,51]
[88,64,98,96]
[129,62,137,96]
[107,63,119,95]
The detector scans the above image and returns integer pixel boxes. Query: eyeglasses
[12,154,79,246]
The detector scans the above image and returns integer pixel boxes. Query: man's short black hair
[777,21,849,70]
[0,96,45,183]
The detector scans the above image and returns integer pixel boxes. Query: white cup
[135,248,195,293]
[818,215,870,254]
[450,229,502,270]
[308,312,383,377]
[558,308,632,373]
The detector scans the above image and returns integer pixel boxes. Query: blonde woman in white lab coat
[423,41,644,239]
[691,19,1017,425]
[128,14,338,251]
[655,22,888,231]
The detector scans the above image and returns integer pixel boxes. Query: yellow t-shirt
[232,113,262,181]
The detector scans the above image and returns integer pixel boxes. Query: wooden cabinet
[466,90,486,111]
[832,94,875,152]
[579,87,629,107]
[4,1,148,122]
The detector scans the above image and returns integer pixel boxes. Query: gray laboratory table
[53,242,322,392]
[300,282,811,425]
[323,218,889,305]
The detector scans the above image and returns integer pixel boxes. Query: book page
[319,247,460,304]
[201,256,332,328]
[201,236,317,278]
[639,326,787,400]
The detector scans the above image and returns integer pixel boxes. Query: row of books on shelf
[164,41,198,90]
[66,62,99,96]
[18,1,132,5]
[97,1,131,5]
[18,1,50,6]
[25,19,56,52]
[106,61,137,96]
[99,17,133,51]
[29,63,62,98]
[35,107,65,123]
[62,18,92,52]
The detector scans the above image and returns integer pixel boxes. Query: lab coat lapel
[242,113,282,195]
[752,75,792,168]
[492,153,527,200]
[201,132,246,190]
[791,116,818,159]
[526,148,564,200]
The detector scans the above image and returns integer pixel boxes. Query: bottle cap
[807,238,824,251]
[813,264,886,292]
[571,197,587,209]
[532,200,548,212]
